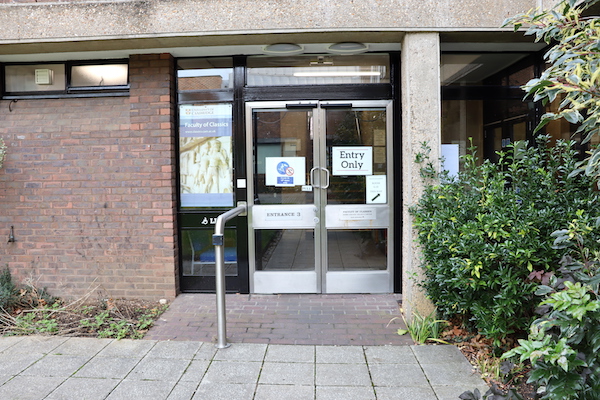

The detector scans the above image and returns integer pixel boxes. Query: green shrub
[502,212,600,400]
[411,137,600,342]
[0,267,17,310]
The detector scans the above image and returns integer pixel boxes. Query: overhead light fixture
[293,71,381,77]
[263,43,304,55]
[310,56,334,66]
[327,42,369,54]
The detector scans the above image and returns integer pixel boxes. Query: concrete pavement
[0,335,488,400]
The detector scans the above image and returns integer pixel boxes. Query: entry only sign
[331,147,373,176]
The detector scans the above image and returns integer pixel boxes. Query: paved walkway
[0,335,489,400]
[145,293,414,345]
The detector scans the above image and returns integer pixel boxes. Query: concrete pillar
[401,32,440,319]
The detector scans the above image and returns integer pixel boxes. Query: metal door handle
[320,167,330,189]
[310,167,320,189]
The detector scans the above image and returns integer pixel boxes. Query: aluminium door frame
[245,100,394,294]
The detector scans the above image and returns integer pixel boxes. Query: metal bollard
[212,203,247,349]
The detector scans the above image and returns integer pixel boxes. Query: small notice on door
[331,147,373,176]
[366,175,386,204]
[265,157,306,187]
[339,208,376,221]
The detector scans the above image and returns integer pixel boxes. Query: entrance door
[246,101,393,293]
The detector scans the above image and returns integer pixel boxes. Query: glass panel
[253,110,314,205]
[247,54,389,86]
[5,64,66,92]
[513,121,527,142]
[441,53,528,86]
[181,230,237,277]
[442,100,484,163]
[255,229,315,271]
[179,103,234,208]
[327,229,387,271]
[326,108,386,205]
[70,64,128,87]
[177,58,233,90]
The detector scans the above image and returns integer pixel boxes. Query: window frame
[1,59,130,99]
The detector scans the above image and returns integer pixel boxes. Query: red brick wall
[0,53,178,301]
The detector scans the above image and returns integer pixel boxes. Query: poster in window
[179,104,233,207]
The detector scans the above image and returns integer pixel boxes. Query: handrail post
[212,202,247,349]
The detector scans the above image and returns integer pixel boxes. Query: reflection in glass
[247,54,389,86]
[71,64,128,87]
[327,229,387,271]
[181,230,237,277]
[253,110,314,205]
[326,108,386,205]
[255,229,315,271]
[177,58,234,90]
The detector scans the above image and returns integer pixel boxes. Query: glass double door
[246,101,393,293]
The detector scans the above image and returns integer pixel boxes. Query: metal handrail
[212,202,247,349]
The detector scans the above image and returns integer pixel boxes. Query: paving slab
[368,363,432,387]
[191,382,255,400]
[74,356,139,379]
[50,337,112,356]
[106,379,177,400]
[213,342,267,361]
[201,360,262,384]
[254,384,314,400]
[21,354,93,377]
[179,359,210,382]
[375,386,438,400]
[45,377,120,400]
[315,363,372,386]
[96,339,156,359]
[127,357,190,381]
[0,375,65,400]
[315,345,365,363]
[145,341,202,359]
[259,362,315,385]
[364,345,418,364]
[264,344,314,363]
[316,386,377,400]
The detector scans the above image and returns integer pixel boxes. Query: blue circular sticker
[277,161,290,175]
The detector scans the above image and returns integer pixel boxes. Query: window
[177,58,234,91]
[2,60,129,97]
[247,54,389,86]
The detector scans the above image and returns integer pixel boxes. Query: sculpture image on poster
[179,104,233,207]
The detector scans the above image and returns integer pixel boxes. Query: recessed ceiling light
[263,43,304,55]
[327,42,369,54]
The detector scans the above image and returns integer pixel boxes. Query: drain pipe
[212,202,247,349]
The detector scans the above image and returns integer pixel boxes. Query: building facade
[0,0,560,313]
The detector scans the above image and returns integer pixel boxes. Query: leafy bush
[502,213,600,400]
[0,267,17,310]
[411,137,600,342]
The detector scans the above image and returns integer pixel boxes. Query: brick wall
[0,53,178,301]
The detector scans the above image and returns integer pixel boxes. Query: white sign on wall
[265,157,306,187]
[331,147,373,176]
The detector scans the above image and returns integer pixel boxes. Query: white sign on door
[265,157,306,187]
[331,147,373,176]
[366,175,387,204]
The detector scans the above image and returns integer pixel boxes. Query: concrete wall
[0,54,178,300]
[401,33,441,318]
[0,0,543,44]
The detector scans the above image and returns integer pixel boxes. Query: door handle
[310,167,320,189]
[320,167,330,189]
